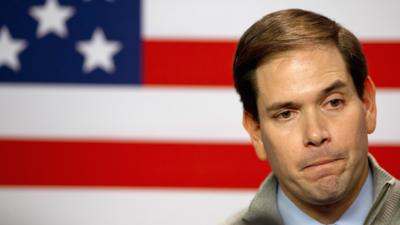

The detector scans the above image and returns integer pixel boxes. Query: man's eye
[328,99,344,108]
[276,111,293,120]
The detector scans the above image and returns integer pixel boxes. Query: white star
[29,0,75,38]
[0,27,27,72]
[76,28,122,74]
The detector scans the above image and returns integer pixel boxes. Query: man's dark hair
[233,9,368,122]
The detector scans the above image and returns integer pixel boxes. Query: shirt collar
[277,168,373,225]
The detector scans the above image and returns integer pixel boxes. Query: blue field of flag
[0,0,141,85]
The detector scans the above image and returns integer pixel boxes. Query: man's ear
[362,76,377,134]
[243,111,267,161]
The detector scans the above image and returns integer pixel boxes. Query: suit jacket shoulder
[219,174,283,225]
[220,154,400,225]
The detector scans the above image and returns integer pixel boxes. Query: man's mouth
[303,158,343,170]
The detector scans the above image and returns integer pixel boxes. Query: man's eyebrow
[265,101,300,112]
[321,80,347,95]
[265,80,348,113]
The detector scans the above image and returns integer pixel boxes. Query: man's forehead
[254,46,354,102]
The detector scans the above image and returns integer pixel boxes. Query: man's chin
[311,190,345,206]
[308,192,345,206]
[305,178,348,205]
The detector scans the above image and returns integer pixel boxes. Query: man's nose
[302,110,330,147]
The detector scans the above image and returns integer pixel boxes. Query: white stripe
[0,84,399,144]
[370,89,400,145]
[0,187,254,225]
[0,84,245,143]
[143,0,400,40]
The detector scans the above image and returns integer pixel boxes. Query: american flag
[0,0,399,224]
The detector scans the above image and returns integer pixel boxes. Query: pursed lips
[302,157,344,170]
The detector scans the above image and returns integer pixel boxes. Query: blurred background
[0,0,399,224]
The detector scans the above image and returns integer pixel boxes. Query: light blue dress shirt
[277,169,373,225]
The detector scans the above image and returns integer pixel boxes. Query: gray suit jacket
[221,154,400,225]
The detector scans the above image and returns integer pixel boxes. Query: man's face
[244,46,376,206]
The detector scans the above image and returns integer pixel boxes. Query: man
[224,9,400,225]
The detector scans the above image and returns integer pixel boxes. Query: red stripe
[0,140,268,188]
[0,139,398,188]
[143,40,400,87]
[143,40,236,86]
[362,42,400,88]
